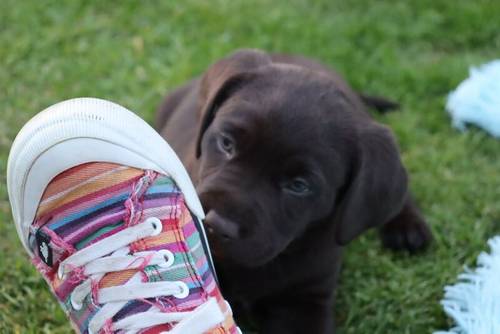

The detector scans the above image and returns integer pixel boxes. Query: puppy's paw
[380,214,433,253]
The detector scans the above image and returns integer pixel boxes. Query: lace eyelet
[146,217,162,236]
[174,281,190,299]
[157,249,175,268]
[224,300,233,316]
[57,264,65,280]
[70,293,83,310]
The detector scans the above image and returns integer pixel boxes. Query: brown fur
[156,49,432,333]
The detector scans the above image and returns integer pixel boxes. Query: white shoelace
[57,217,225,334]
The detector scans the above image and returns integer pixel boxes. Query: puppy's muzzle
[204,210,241,241]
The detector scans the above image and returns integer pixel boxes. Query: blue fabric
[446,60,500,138]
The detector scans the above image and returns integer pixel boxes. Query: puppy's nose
[204,210,240,241]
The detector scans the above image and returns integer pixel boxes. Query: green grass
[1,0,500,332]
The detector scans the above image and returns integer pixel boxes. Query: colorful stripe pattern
[29,162,237,333]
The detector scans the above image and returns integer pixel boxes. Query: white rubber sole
[7,97,205,256]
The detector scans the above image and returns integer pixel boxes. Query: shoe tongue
[34,162,146,251]
[34,162,184,250]
[30,163,235,332]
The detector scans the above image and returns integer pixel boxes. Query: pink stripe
[204,275,217,294]
[49,186,130,223]
[175,291,206,310]
[142,197,177,210]
[55,200,178,245]
[46,180,135,221]
[194,256,208,274]
[181,219,197,237]
[149,242,184,253]
[65,211,124,244]
[141,205,180,221]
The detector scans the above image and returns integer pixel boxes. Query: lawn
[1,0,500,333]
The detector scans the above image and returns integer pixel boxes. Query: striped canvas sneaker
[7,98,240,334]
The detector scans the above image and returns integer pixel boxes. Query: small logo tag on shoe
[36,230,53,267]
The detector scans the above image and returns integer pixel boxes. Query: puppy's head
[195,49,408,267]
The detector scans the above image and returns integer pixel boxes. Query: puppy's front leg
[254,295,335,334]
[380,194,433,252]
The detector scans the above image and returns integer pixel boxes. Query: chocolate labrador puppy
[156,49,432,333]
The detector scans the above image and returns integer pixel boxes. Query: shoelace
[57,217,224,334]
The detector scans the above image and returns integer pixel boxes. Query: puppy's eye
[282,177,311,196]
[217,133,235,157]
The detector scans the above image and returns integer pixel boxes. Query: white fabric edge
[434,236,500,334]
[7,97,206,255]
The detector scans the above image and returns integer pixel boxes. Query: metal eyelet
[70,292,83,310]
[57,264,66,280]
[146,217,162,236]
[224,300,233,316]
[157,249,175,268]
[174,281,190,299]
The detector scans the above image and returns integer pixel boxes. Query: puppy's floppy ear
[195,49,272,157]
[334,123,408,245]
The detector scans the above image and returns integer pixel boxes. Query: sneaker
[7,98,240,334]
